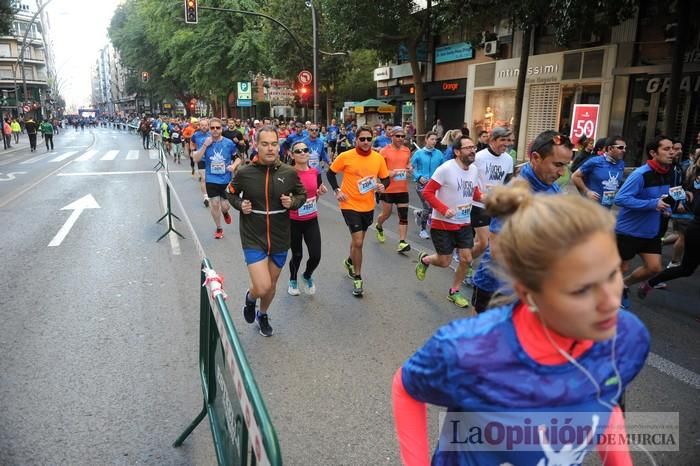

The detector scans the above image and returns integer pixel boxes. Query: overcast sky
[46,0,122,109]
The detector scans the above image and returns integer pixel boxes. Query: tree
[0,0,16,36]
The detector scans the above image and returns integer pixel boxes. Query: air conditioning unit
[484,40,498,56]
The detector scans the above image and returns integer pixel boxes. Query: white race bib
[309,159,320,169]
[297,197,317,217]
[210,161,226,174]
[669,186,686,201]
[455,203,472,220]
[393,169,407,181]
[602,190,616,206]
[357,176,376,194]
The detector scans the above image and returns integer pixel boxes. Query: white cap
[254,119,260,125]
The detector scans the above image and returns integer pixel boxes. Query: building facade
[0,0,57,119]
[91,43,134,117]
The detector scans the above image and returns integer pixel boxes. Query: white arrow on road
[0,171,27,181]
[48,194,100,247]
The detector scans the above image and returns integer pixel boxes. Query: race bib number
[455,203,472,220]
[309,159,320,169]
[694,179,700,190]
[602,190,616,206]
[171,132,179,139]
[298,197,317,217]
[393,169,407,181]
[211,161,226,175]
[358,176,376,194]
[669,186,686,201]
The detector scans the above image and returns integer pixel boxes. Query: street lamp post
[306,0,319,123]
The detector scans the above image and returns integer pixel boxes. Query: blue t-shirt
[579,155,625,207]
[203,137,236,185]
[191,130,210,150]
[614,164,673,239]
[302,136,329,169]
[327,124,338,142]
[372,134,391,150]
[346,130,356,146]
[401,304,649,466]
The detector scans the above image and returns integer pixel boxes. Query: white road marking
[48,194,100,247]
[647,353,700,390]
[126,150,139,160]
[75,149,98,161]
[157,172,181,256]
[0,171,27,181]
[57,170,190,176]
[20,152,52,164]
[100,150,119,160]
[49,151,78,162]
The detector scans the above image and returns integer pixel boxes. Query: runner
[182,118,197,175]
[227,126,307,336]
[302,123,330,171]
[572,136,626,208]
[471,131,573,314]
[470,127,514,267]
[327,118,339,159]
[190,118,211,207]
[376,126,413,253]
[171,121,183,164]
[327,125,390,297]
[411,131,444,239]
[414,135,479,308]
[192,118,239,239]
[287,140,328,296]
[614,136,683,308]
[393,182,649,466]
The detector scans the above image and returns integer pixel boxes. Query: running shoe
[352,278,363,297]
[621,287,631,309]
[343,258,355,279]
[257,313,273,337]
[397,241,411,253]
[375,224,385,243]
[203,198,210,208]
[243,290,256,323]
[301,276,316,295]
[419,229,430,239]
[223,211,232,224]
[667,261,680,268]
[214,228,224,239]
[463,265,475,287]
[637,282,652,299]
[288,280,300,296]
[415,252,429,280]
[653,282,667,290]
[447,290,470,308]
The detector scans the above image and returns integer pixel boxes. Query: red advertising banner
[569,104,599,146]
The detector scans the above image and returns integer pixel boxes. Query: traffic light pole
[309,1,319,124]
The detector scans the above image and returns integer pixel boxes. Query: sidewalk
[0,137,31,158]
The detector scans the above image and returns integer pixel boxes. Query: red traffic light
[300,87,308,95]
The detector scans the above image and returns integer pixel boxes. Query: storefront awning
[351,98,396,114]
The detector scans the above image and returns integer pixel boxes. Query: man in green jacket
[228,126,306,337]
[39,119,54,151]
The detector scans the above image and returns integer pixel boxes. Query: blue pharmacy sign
[435,42,474,64]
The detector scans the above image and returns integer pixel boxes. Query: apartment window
[0,66,13,79]
[0,44,10,57]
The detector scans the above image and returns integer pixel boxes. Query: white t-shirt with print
[472,147,514,208]
[430,159,480,225]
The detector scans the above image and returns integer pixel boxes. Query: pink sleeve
[597,405,632,466]
[392,368,430,466]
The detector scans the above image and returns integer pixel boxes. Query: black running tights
[648,223,700,287]
[289,217,321,281]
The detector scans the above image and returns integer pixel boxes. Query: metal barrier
[157,160,283,465]
[173,260,283,465]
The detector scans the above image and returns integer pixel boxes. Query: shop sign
[646,76,700,94]
[436,42,474,64]
[569,104,599,146]
[424,79,467,97]
[374,67,391,81]
[237,82,252,100]
[399,42,429,62]
[391,63,414,79]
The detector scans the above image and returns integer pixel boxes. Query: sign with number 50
[569,104,599,146]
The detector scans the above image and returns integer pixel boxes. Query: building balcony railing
[0,56,46,65]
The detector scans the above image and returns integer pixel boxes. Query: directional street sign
[297,70,312,85]
[48,194,100,247]
[22,105,30,112]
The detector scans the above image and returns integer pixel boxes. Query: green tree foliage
[334,49,381,103]
[0,0,16,36]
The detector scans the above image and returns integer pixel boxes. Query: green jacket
[228,160,306,253]
[39,122,54,135]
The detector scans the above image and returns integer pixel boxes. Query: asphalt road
[1,127,698,465]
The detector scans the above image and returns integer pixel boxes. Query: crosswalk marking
[126,150,139,160]
[100,150,119,161]
[20,153,52,164]
[49,151,78,162]
[75,149,98,161]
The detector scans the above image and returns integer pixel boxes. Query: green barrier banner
[174,259,282,466]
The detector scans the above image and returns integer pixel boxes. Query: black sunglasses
[210,126,222,129]
[293,148,310,154]
[357,137,373,142]
[393,134,405,138]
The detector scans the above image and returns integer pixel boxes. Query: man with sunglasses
[193,117,240,239]
[376,126,413,253]
[572,136,626,208]
[328,125,390,297]
[302,124,330,170]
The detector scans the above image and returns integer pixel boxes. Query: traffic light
[184,0,198,24]
[299,86,310,105]
[141,71,149,83]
